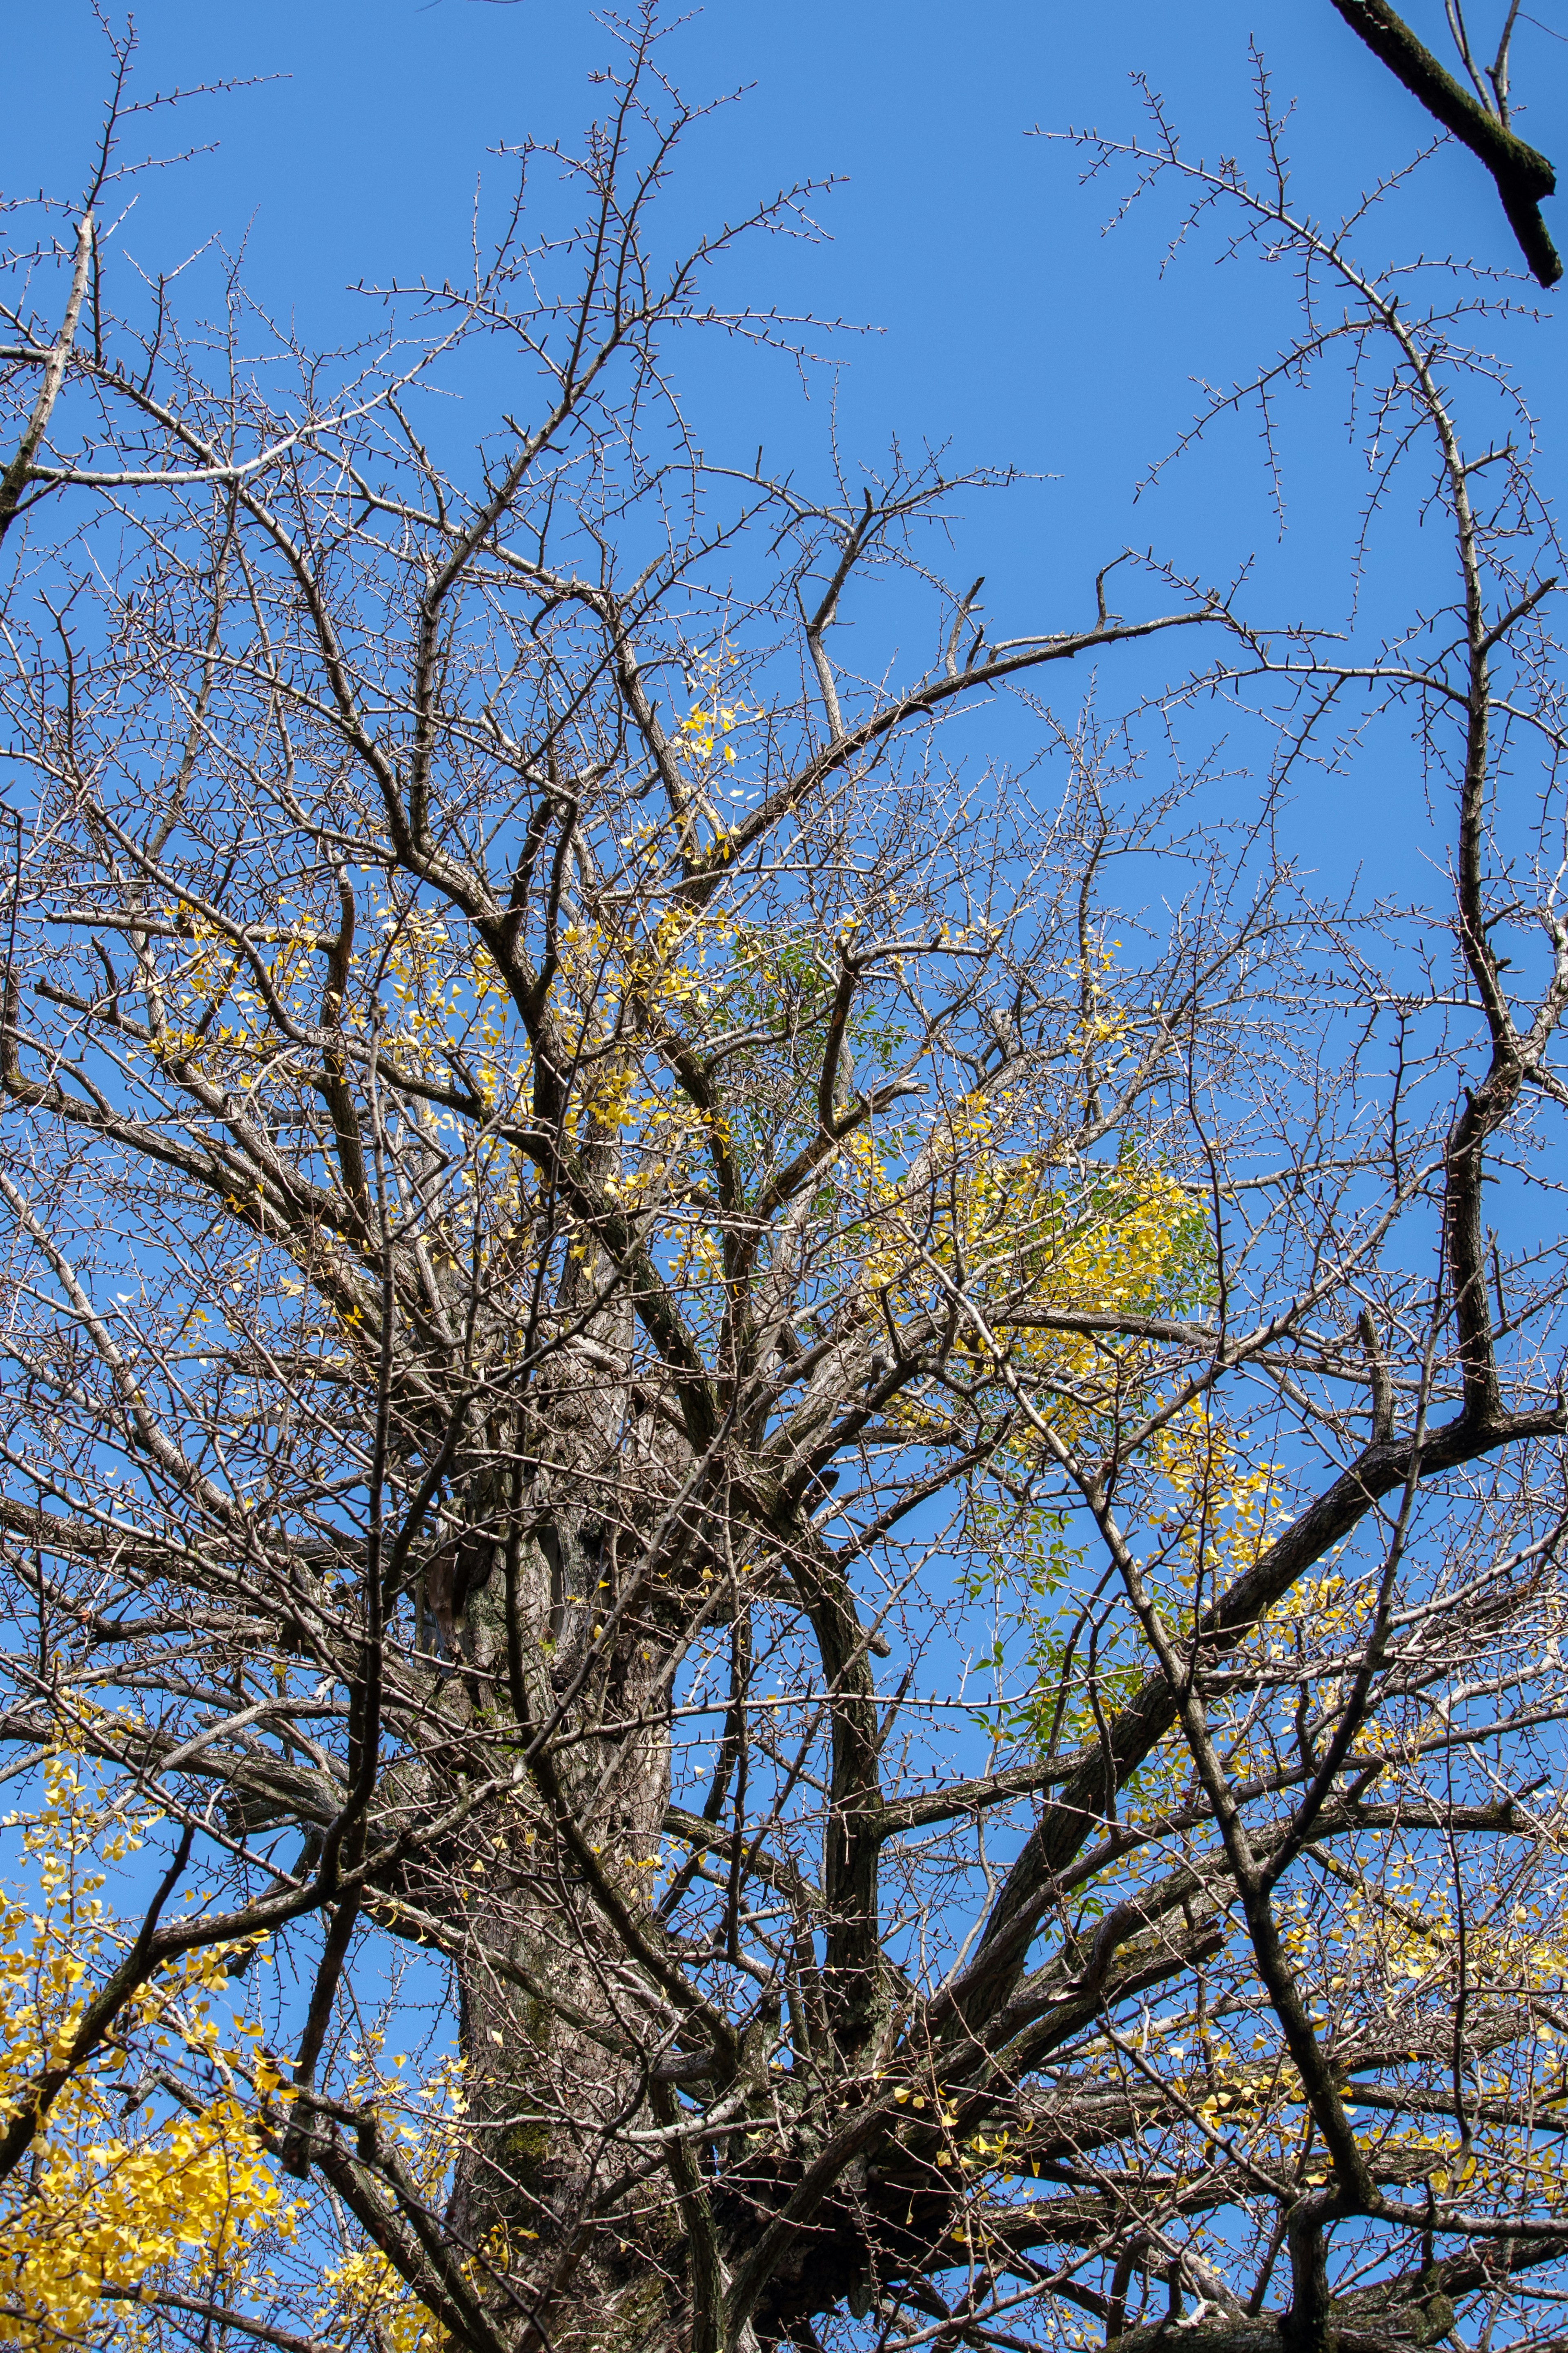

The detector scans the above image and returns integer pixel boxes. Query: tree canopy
[2,13,1568,2353]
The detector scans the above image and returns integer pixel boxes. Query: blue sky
[11,0,1567,644]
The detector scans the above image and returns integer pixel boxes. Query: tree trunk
[432,1394,686,2349]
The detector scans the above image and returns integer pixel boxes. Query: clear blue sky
[10,2,1566,600]
[8,1,1568,882]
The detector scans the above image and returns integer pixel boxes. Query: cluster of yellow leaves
[853,1097,1199,1383]
[1143,1400,1284,1595]
[555,901,746,1184]
[674,662,753,771]
[848,1095,1209,1502]
[5,2094,284,2350]
[322,2248,443,2353]
[1331,1855,1568,2009]
[0,1758,293,2351]
[315,2046,469,2353]
[856,1092,1295,1770]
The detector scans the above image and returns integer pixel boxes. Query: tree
[1326,0,1562,285]
[2,17,1568,2353]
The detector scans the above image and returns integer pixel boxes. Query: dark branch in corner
[1327,0,1561,285]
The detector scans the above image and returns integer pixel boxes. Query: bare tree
[4,20,1568,2353]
